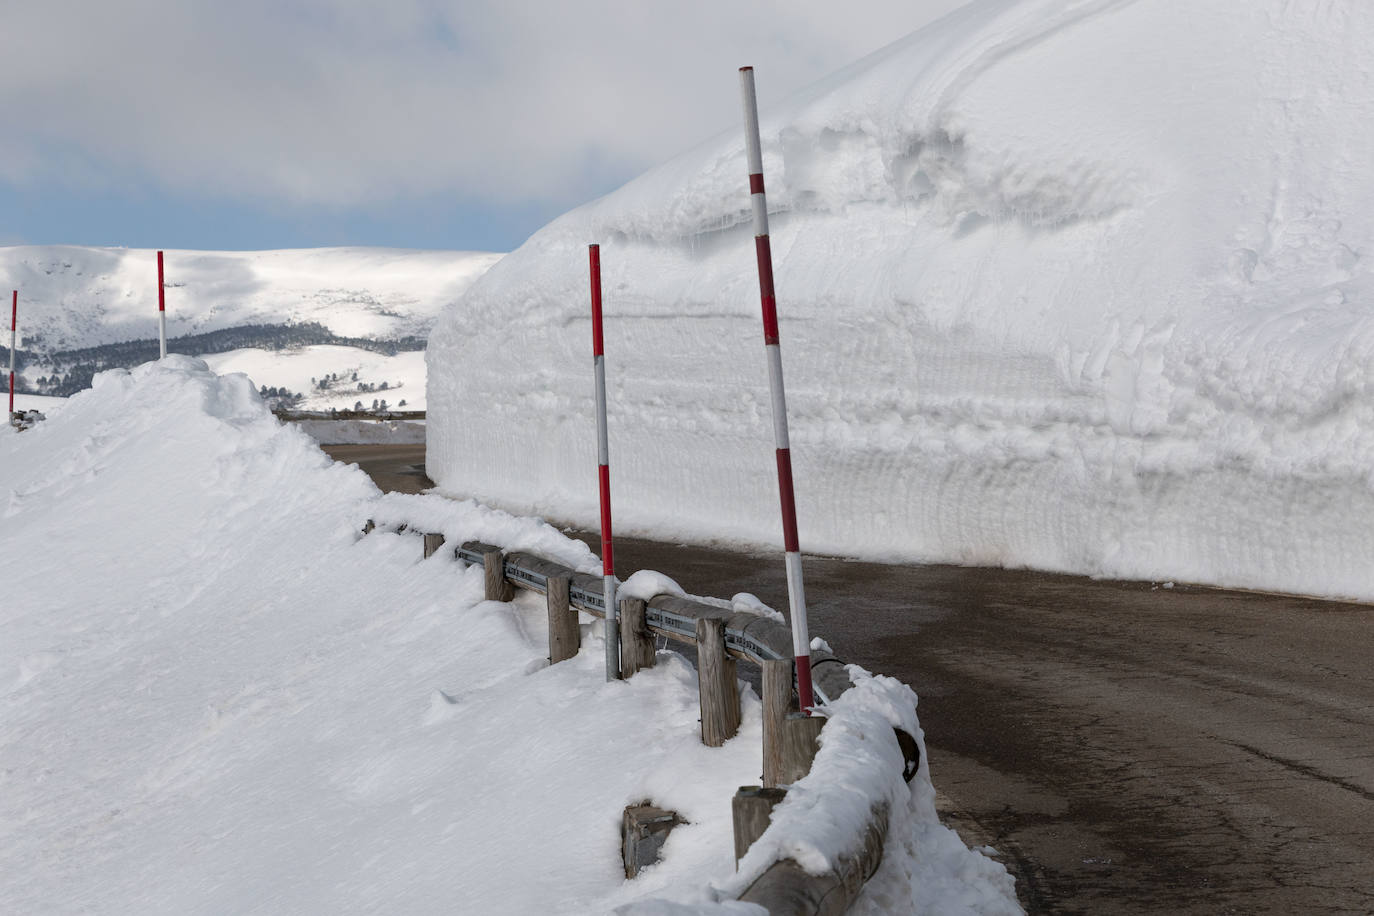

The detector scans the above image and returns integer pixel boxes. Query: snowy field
[0,358,1017,914]
[2,244,500,415]
[0,245,502,350]
[428,0,1374,602]
[201,345,427,411]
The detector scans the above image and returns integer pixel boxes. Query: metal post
[590,244,620,680]
[8,290,16,416]
[157,250,167,359]
[739,66,814,712]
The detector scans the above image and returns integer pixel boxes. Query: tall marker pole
[739,66,815,712]
[157,250,167,359]
[589,244,620,681]
[8,290,16,416]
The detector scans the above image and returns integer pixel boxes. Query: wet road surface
[323,441,1374,914]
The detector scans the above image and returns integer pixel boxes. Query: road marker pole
[8,290,16,416]
[157,250,167,359]
[590,244,621,681]
[739,66,814,712]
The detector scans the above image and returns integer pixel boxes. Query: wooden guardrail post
[622,804,684,878]
[763,658,824,785]
[619,597,655,677]
[732,785,787,864]
[762,658,792,787]
[546,575,579,664]
[696,617,741,746]
[483,549,514,602]
[423,533,444,559]
[781,713,825,783]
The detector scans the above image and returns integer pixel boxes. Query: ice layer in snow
[0,358,1017,913]
[427,0,1374,600]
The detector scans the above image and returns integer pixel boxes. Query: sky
[0,0,970,254]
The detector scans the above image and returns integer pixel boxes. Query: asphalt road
[323,441,1374,914]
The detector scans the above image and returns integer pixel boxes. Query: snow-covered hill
[1,245,501,351]
[427,0,1374,600]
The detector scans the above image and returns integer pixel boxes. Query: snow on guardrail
[363,508,924,915]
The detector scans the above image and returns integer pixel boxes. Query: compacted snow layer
[0,358,1017,914]
[427,0,1374,600]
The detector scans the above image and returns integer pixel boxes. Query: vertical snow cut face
[427,0,1374,601]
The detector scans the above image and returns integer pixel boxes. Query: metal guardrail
[274,408,427,421]
[372,522,917,915]
[452,539,852,705]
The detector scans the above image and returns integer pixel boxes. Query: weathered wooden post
[483,549,514,602]
[422,533,444,559]
[732,785,787,864]
[546,575,580,664]
[619,597,656,677]
[763,658,825,785]
[780,713,825,783]
[762,658,792,787]
[696,617,741,746]
[622,804,684,878]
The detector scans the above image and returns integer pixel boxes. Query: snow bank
[428,0,1374,600]
[0,358,1015,913]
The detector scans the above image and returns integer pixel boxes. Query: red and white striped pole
[156,250,167,359]
[740,66,815,712]
[589,244,620,681]
[8,290,16,416]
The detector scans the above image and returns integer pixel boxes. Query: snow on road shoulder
[0,358,1020,913]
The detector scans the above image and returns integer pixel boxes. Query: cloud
[0,0,970,210]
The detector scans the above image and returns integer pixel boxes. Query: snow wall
[428,0,1374,600]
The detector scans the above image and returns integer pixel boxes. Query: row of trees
[14,323,425,398]
[311,372,401,394]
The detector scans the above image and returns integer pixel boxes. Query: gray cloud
[0,0,969,209]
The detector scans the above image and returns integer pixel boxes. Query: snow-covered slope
[1,245,501,350]
[201,345,427,410]
[428,0,1374,600]
[0,359,1017,914]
